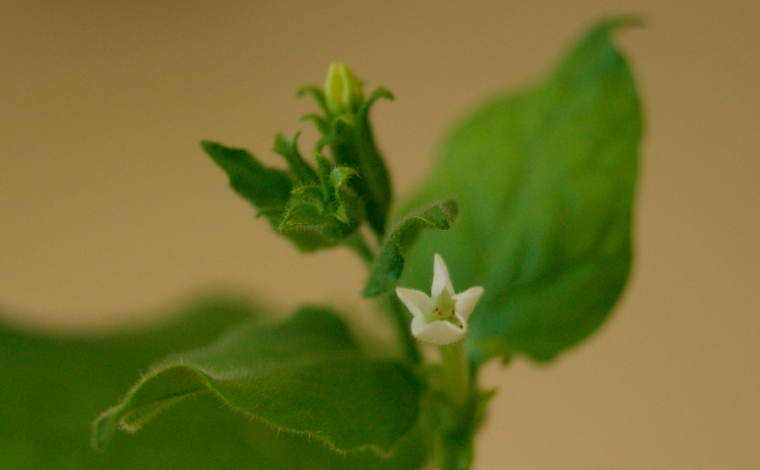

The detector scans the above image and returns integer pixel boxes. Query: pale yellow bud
[324,62,363,115]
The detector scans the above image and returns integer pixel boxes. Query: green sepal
[363,199,458,297]
[279,199,325,227]
[278,153,364,251]
[277,196,362,250]
[273,132,318,185]
[314,152,336,196]
[301,113,330,135]
[359,87,394,115]
[328,89,393,237]
[277,206,339,252]
[200,140,292,224]
[331,166,360,224]
[290,184,325,202]
[296,86,329,115]
[93,307,423,455]
[401,18,643,362]
[315,152,360,210]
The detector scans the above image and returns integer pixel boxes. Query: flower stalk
[439,340,469,411]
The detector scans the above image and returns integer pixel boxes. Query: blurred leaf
[0,297,251,469]
[364,199,458,297]
[0,299,427,469]
[401,18,643,362]
[95,307,422,455]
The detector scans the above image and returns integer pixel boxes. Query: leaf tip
[198,139,216,152]
[90,406,119,450]
[593,14,646,36]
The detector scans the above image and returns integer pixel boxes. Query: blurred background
[1,1,758,469]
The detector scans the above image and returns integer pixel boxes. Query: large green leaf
[0,299,427,469]
[94,307,423,455]
[401,19,642,362]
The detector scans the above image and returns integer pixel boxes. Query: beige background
[1,1,758,469]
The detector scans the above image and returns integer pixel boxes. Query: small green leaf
[94,307,423,454]
[402,18,643,362]
[297,85,329,115]
[200,140,292,222]
[331,165,357,192]
[364,199,458,297]
[273,132,318,185]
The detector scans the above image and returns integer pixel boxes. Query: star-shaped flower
[396,253,484,345]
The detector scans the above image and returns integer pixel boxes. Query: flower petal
[431,253,455,298]
[452,286,484,321]
[410,314,428,336]
[396,287,431,319]
[411,318,466,345]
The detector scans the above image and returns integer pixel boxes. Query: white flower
[396,253,484,345]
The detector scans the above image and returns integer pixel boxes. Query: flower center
[429,303,462,328]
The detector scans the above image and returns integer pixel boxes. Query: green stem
[435,340,474,470]
[387,293,420,364]
[439,341,469,411]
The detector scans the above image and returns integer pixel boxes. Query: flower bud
[324,62,363,115]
